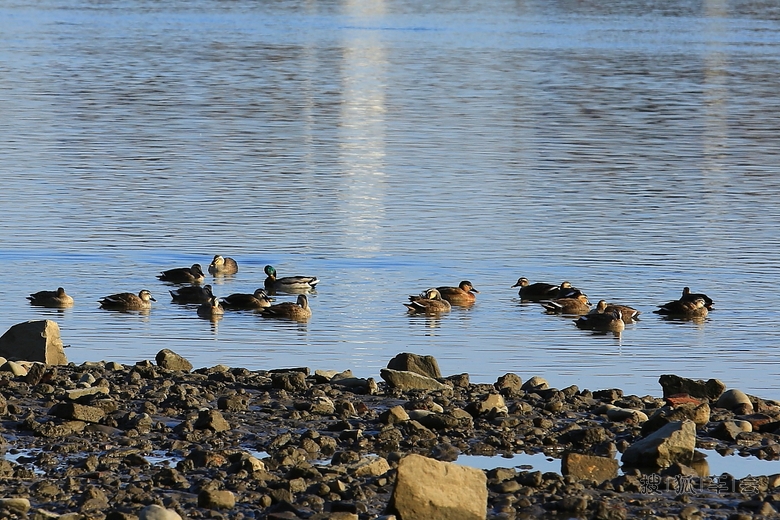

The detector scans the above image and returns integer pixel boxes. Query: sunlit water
[1,0,780,403]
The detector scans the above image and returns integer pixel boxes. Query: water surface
[1,0,780,400]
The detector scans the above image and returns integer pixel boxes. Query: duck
[264,265,319,294]
[220,288,273,310]
[540,294,591,315]
[169,284,213,304]
[420,281,479,306]
[680,287,714,310]
[590,300,641,322]
[99,290,156,310]
[197,296,225,318]
[511,277,559,301]
[27,287,74,308]
[654,297,709,318]
[157,264,205,284]
[208,255,239,275]
[574,310,625,333]
[261,294,312,320]
[405,288,452,314]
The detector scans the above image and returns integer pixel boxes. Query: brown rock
[495,373,522,394]
[24,362,47,385]
[198,489,236,509]
[561,452,618,483]
[194,409,230,432]
[380,369,450,391]
[155,349,193,372]
[380,405,410,425]
[389,454,487,520]
[0,320,67,365]
[49,402,106,423]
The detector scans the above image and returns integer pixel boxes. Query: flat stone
[65,387,109,401]
[0,320,67,365]
[389,454,487,520]
[379,369,450,391]
[562,452,618,483]
[599,404,648,423]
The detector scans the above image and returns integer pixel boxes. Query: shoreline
[0,350,778,519]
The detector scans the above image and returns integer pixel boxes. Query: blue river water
[1,0,780,402]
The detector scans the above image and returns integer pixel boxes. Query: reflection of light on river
[338,0,387,254]
[702,0,728,176]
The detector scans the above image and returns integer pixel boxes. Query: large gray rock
[621,420,696,468]
[380,368,450,391]
[389,454,487,520]
[658,374,725,400]
[0,320,67,365]
[387,353,442,379]
[561,452,618,483]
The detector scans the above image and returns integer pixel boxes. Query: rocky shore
[0,343,779,519]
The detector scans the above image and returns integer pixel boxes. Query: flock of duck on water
[403,277,713,334]
[25,255,714,330]
[26,255,319,321]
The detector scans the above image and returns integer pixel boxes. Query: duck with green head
[264,265,319,294]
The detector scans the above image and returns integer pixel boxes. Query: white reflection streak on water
[339,0,387,256]
[703,0,728,175]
